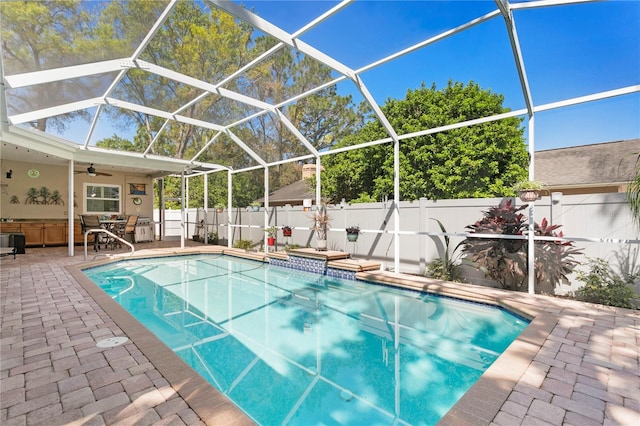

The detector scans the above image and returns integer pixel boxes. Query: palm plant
[627,153,640,229]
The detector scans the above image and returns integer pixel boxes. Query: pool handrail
[84,228,135,260]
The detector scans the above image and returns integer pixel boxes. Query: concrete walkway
[1,244,639,425]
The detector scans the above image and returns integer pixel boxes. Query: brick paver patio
[1,243,639,425]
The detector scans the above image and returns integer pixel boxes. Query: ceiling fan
[74,163,112,177]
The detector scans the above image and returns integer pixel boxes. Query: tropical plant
[426,219,463,282]
[461,199,581,293]
[574,258,638,309]
[9,195,19,204]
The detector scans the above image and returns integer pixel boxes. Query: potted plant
[346,225,360,242]
[282,225,292,237]
[513,180,547,202]
[265,226,278,246]
[215,204,224,213]
[250,201,261,212]
[311,204,331,251]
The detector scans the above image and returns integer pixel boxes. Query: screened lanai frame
[1,0,639,292]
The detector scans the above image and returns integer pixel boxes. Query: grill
[134,217,153,242]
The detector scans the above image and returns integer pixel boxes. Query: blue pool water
[84,254,528,425]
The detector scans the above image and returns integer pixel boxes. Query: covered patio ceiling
[1,0,638,177]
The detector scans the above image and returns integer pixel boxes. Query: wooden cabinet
[21,223,44,247]
[1,222,71,246]
[44,223,66,246]
[0,223,21,233]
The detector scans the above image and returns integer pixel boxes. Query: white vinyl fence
[155,192,639,294]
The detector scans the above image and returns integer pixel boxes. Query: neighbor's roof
[257,179,314,205]
[535,139,639,186]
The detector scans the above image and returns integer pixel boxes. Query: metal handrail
[84,228,135,260]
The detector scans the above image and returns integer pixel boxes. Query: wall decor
[129,183,146,195]
[25,187,65,205]
[27,168,40,178]
[132,197,142,205]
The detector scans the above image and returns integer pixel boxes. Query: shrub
[207,232,218,244]
[426,219,463,282]
[574,258,638,309]
[461,199,581,293]
[233,239,253,250]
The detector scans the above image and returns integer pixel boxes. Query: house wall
[0,159,154,220]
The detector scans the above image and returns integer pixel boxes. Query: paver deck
[1,243,639,425]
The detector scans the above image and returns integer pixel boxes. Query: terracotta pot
[518,190,540,202]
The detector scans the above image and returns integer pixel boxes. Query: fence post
[419,198,427,275]
[551,192,563,225]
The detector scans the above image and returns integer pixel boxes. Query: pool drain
[96,336,129,348]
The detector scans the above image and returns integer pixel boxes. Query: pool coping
[65,247,617,425]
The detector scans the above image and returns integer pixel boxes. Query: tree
[0,0,99,132]
[320,81,529,202]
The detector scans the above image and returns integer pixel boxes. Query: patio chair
[115,215,138,243]
[80,214,108,251]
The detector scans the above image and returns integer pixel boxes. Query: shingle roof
[535,139,639,186]
[257,179,314,205]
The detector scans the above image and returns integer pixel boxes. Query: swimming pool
[84,254,529,425]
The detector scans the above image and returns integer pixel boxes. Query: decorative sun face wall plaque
[28,169,40,178]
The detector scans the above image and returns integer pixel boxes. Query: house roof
[535,139,639,186]
[257,179,314,206]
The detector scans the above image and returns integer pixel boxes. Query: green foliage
[574,258,638,309]
[0,0,95,132]
[627,153,640,230]
[233,239,254,250]
[461,199,581,293]
[265,226,279,238]
[321,81,528,202]
[426,219,463,282]
[513,180,547,191]
[207,232,219,245]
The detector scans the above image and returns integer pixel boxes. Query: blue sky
[56,0,639,152]
[242,0,640,151]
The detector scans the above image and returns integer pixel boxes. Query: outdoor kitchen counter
[0,219,78,247]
